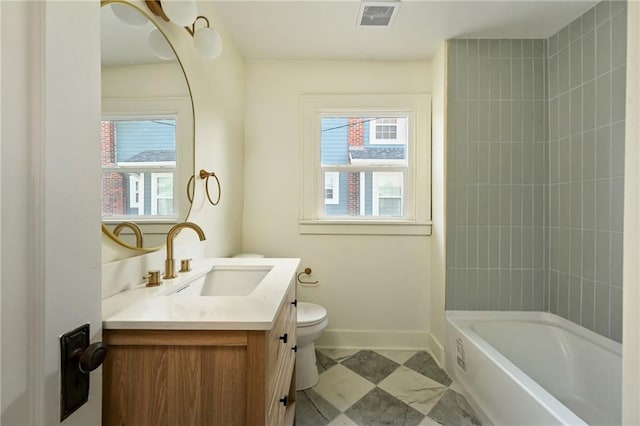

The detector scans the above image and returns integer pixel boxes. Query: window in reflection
[101,118,177,220]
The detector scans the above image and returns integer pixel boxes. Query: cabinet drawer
[267,344,296,426]
[267,282,297,395]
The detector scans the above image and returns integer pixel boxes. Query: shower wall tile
[446,38,547,314]
[546,1,626,342]
[446,1,625,344]
[581,279,596,329]
[612,10,627,68]
[595,282,610,336]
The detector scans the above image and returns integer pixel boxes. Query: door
[1,1,103,424]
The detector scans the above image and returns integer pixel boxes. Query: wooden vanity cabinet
[102,283,297,426]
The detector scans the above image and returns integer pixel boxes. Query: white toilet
[233,253,328,390]
[296,302,328,390]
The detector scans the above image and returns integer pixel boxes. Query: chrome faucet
[164,222,206,279]
[113,221,144,248]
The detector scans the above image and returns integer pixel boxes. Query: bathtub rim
[447,310,621,355]
[446,310,622,425]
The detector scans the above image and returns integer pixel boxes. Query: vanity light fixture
[145,0,223,59]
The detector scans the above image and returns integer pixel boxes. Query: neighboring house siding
[115,120,175,162]
[322,118,350,215]
[321,118,349,165]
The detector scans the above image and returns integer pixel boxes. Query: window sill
[298,220,432,236]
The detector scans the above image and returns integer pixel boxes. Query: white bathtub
[446,311,621,425]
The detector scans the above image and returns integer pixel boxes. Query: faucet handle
[144,270,162,287]
[179,258,192,273]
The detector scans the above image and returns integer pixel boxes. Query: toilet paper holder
[297,267,318,285]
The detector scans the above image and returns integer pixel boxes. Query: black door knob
[73,342,108,373]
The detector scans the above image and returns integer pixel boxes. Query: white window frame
[369,117,408,145]
[300,94,431,236]
[324,172,340,205]
[101,97,192,224]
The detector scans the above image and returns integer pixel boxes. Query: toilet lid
[297,302,327,326]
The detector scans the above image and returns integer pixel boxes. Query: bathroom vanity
[101,258,299,426]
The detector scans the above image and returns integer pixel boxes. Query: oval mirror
[100,0,194,253]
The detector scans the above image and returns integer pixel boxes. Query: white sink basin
[168,265,272,297]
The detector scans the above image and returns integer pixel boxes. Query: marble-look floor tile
[427,389,481,426]
[317,349,338,373]
[376,349,419,365]
[378,366,449,415]
[345,387,425,426]
[318,347,360,363]
[404,352,452,386]
[328,414,359,426]
[419,416,443,426]
[342,350,400,384]
[313,364,376,412]
[448,380,467,395]
[296,389,341,426]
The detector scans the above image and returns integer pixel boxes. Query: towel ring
[186,169,221,205]
[199,169,221,206]
[297,267,318,285]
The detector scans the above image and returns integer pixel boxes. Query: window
[128,174,143,211]
[101,97,192,224]
[300,94,431,235]
[151,172,174,215]
[324,172,340,204]
[101,118,177,220]
[369,117,407,145]
[373,172,403,216]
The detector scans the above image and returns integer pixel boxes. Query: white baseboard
[316,329,429,350]
[426,333,445,367]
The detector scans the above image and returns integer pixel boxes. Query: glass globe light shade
[148,28,175,60]
[194,27,223,59]
[111,4,149,26]
[161,0,198,27]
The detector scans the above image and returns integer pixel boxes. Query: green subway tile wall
[445,1,626,342]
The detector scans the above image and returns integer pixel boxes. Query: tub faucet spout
[164,222,206,279]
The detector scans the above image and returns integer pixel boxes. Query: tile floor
[295,348,482,426]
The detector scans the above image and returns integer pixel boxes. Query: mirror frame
[100,0,195,253]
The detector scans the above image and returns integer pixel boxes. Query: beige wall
[243,60,435,348]
[430,42,447,363]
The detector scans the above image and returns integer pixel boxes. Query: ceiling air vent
[357,1,399,27]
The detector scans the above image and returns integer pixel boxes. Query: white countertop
[102,257,300,330]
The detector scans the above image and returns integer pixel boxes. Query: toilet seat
[297,302,327,327]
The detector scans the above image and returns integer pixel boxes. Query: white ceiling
[208,0,599,61]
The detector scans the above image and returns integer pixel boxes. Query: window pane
[323,171,405,218]
[156,176,173,197]
[101,119,176,166]
[101,118,177,220]
[378,198,402,216]
[157,199,173,216]
[320,116,407,166]
[101,171,175,217]
[373,172,403,217]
